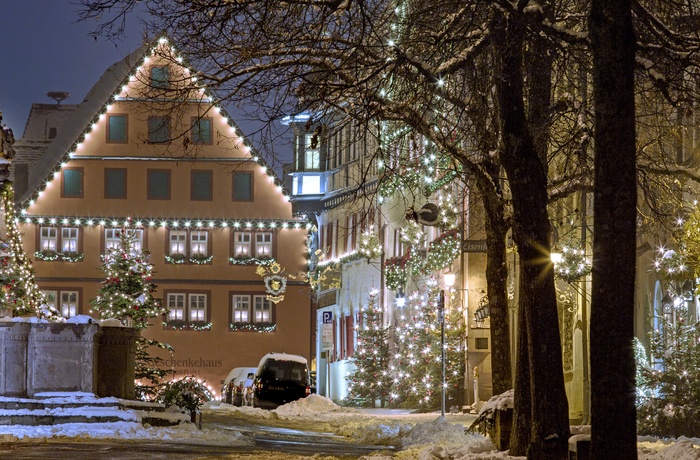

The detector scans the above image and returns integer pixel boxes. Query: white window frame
[167,293,186,321]
[232,295,251,323]
[304,133,320,170]
[190,230,208,257]
[41,290,57,311]
[189,293,207,322]
[105,228,120,251]
[169,230,187,256]
[61,228,79,253]
[40,227,57,252]
[234,232,252,257]
[255,232,272,258]
[60,291,78,318]
[254,295,272,324]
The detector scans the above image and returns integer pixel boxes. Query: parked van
[253,352,310,409]
[220,366,257,406]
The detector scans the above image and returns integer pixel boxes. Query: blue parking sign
[322,311,333,324]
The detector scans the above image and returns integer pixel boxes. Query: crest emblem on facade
[257,261,287,303]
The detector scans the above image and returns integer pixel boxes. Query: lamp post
[438,289,446,417]
[439,273,456,417]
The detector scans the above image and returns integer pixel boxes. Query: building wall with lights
[13,38,312,396]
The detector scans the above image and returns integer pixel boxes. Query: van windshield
[262,359,308,382]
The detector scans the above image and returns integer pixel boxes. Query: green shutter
[63,169,82,197]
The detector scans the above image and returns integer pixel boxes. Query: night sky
[0,1,146,134]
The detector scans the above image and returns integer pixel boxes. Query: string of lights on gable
[19,37,299,225]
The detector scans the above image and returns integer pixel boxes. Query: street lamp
[396,286,406,308]
[438,289,446,417]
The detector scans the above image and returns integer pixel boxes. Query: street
[0,405,403,459]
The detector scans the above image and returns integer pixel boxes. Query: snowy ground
[0,394,698,459]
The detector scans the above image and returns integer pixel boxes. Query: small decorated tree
[90,228,167,327]
[90,227,171,399]
[637,302,700,437]
[391,283,464,409]
[346,290,391,407]
[0,182,56,318]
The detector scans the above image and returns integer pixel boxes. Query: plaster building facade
[12,38,312,394]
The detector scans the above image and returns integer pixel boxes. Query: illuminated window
[167,293,186,321]
[41,290,57,311]
[39,227,57,252]
[169,230,187,256]
[254,296,272,324]
[60,291,78,318]
[304,133,320,170]
[104,228,143,254]
[189,294,207,322]
[190,231,208,256]
[255,232,272,258]
[61,228,79,253]
[165,291,209,329]
[233,232,251,257]
[232,295,250,323]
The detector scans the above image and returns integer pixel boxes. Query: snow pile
[479,390,514,416]
[274,394,348,417]
[638,438,700,460]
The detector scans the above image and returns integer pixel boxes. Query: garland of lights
[189,255,213,265]
[34,250,85,263]
[163,320,212,331]
[229,322,277,333]
[229,256,276,266]
[384,254,409,291]
[400,221,425,246]
[553,246,592,283]
[165,254,187,264]
[358,228,383,260]
[424,229,461,272]
[20,215,308,230]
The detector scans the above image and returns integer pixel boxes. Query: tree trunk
[492,8,569,460]
[510,279,531,456]
[589,0,638,459]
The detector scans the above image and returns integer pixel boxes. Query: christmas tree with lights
[0,182,55,318]
[90,227,167,328]
[346,290,392,407]
[90,227,172,399]
[637,301,700,437]
[390,284,464,409]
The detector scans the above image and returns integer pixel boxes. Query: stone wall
[0,321,138,399]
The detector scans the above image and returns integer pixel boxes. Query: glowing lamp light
[443,273,456,289]
[551,250,563,264]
